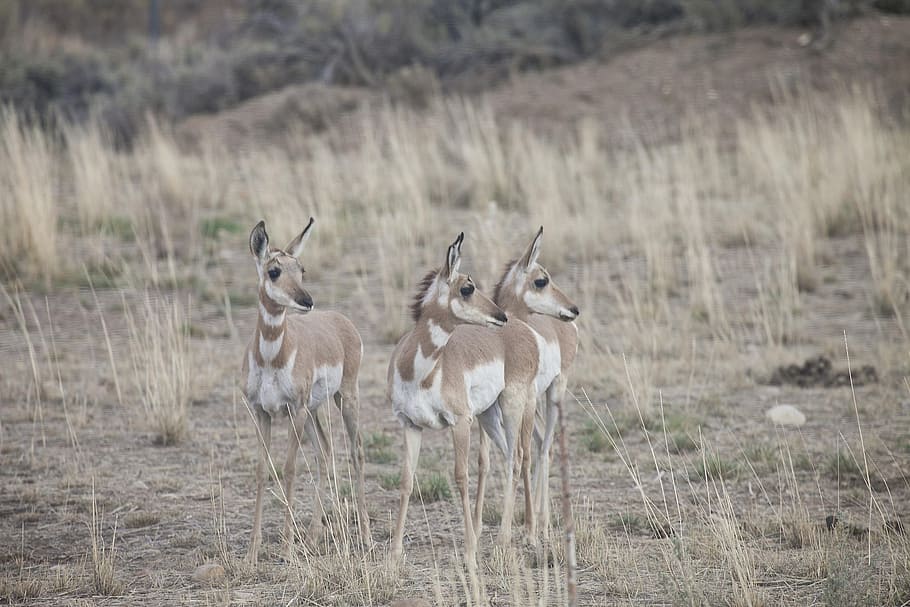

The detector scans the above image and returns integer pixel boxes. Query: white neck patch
[259,302,285,327]
[427,319,451,349]
[259,331,284,362]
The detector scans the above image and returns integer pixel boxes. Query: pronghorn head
[249,219,315,313]
[494,226,579,321]
[411,233,508,329]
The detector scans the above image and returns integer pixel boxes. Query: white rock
[765,404,806,427]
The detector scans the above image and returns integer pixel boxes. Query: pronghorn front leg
[451,415,479,572]
[520,385,538,540]
[334,389,372,546]
[473,425,490,542]
[282,404,306,557]
[248,408,272,566]
[535,379,562,537]
[303,406,331,543]
[497,387,527,547]
[391,424,422,560]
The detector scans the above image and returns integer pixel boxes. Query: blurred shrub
[0,0,885,141]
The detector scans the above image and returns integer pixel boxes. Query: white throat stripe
[259,302,285,327]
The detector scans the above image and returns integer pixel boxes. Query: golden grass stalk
[0,107,57,279]
[124,293,193,445]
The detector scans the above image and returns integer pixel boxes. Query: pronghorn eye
[534,277,549,289]
[460,284,475,297]
[268,268,281,281]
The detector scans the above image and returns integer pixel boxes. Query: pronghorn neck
[415,312,455,359]
[256,288,291,367]
[493,262,530,320]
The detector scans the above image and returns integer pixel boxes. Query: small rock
[765,404,806,427]
[797,32,812,46]
[191,563,225,584]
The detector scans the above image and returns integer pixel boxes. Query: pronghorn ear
[250,220,269,263]
[285,217,315,258]
[519,226,544,271]
[444,232,464,284]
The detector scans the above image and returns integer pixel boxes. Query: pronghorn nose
[569,305,580,317]
[495,311,508,324]
[298,295,314,309]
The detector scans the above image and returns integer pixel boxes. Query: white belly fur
[392,368,452,430]
[531,330,561,396]
[465,360,505,417]
[308,364,343,409]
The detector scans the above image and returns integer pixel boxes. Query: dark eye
[534,277,549,289]
[460,284,475,297]
[268,268,281,281]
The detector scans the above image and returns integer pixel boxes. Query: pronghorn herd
[241,219,578,572]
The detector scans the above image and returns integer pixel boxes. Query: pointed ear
[285,217,315,258]
[249,220,269,263]
[519,226,544,270]
[443,232,464,284]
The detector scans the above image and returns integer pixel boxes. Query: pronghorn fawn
[242,219,370,565]
[492,226,579,537]
[388,233,541,573]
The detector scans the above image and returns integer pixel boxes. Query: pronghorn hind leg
[303,406,332,544]
[391,424,422,561]
[281,404,305,557]
[473,423,490,542]
[247,408,272,566]
[334,388,372,545]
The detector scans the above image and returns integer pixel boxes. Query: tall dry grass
[0,108,58,280]
[123,293,193,445]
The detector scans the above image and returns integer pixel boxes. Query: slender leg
[474,423,490,541]
[391,424,422,560]
[452,415,478,577]
[247,408,272,566]
[303,406,331,541]
[536,381,562,537]
[520,386,537,539]
[497,388,524,547]
[334,389,372,545]
[282,405,305,556]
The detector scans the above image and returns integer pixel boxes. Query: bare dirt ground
[1,221,908,605]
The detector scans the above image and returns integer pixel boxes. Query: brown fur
[491,228,580,539]
[389,237,543,578]
[242,219,372,566]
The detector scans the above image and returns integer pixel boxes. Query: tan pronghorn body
[492,227,579,536]
[242,219,370,566]
[388,233,540,574]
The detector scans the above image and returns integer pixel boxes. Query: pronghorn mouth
[290,303,314,313]
[558,311,578,321]
[487,319,506,328]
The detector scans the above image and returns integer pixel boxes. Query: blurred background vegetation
[1,0,907,144]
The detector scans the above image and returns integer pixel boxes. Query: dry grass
[0,83,909,605]
[123,293,193,445]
